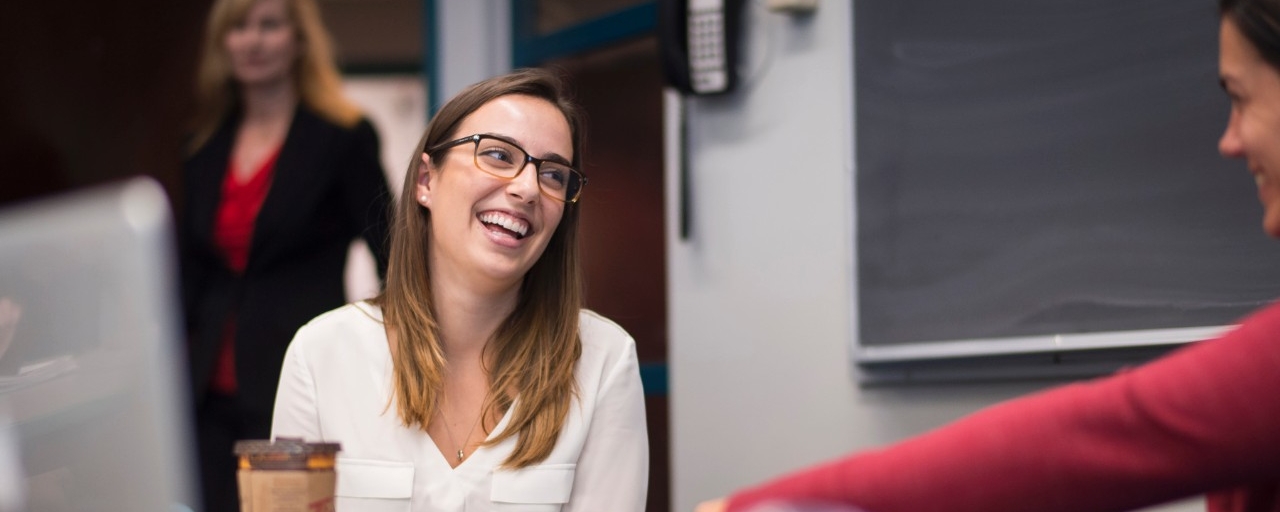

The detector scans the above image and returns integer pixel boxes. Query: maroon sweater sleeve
[727,302,1280,512]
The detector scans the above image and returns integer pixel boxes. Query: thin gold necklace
[440,395,486,463]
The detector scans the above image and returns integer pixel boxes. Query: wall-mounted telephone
[659,0,745,96]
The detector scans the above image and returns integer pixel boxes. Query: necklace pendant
[457,449,465,462]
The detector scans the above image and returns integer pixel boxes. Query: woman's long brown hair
[374,68,586,468]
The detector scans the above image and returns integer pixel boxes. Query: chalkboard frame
[850,0,1280,373]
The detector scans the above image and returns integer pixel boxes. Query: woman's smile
[478,210,531,244]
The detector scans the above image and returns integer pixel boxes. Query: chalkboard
[854,0,1280,362]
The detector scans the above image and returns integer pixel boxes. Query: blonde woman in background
[179,0,391,510]
[271,68,649,511]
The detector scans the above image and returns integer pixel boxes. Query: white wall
[667,3,1199,512]
[433,0,511,106]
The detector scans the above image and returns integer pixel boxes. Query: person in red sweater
[696,1,1280,511]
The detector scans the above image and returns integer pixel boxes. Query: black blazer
[180,106,392,423]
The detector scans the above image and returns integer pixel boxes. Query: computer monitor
[0,177,200,511]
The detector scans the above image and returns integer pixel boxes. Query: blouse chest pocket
[334,458,414,512]
[490,463,576,512]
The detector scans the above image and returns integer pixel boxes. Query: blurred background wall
[0,1,213,207]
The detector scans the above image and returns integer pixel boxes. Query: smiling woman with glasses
[271,68,649,512]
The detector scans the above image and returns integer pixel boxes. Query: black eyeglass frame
[424,133,587,204]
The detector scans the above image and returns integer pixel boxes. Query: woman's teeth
[479,212,529,238]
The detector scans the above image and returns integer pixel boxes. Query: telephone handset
[659,0,745,95]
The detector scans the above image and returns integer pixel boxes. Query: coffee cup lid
[234,438,341,456]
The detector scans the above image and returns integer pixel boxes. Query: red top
[727,302,1280,512]
[209,148,280,394]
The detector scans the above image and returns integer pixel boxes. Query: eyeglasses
[425,134,587,203]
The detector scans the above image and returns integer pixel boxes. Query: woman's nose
[508,162,542,202]
[1219,114,1244,158]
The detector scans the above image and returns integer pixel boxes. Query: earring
[419,195,428,204]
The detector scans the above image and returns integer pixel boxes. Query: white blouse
[271,302,649,512]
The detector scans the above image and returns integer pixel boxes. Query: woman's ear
[416,153,434,208]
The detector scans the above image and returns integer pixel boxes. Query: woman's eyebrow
[483,132,572,165]
[539,152,572,166]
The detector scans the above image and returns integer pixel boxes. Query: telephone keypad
[688,7,729,93]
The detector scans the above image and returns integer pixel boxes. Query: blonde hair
[374,68,586,469]
[188,0,362,152]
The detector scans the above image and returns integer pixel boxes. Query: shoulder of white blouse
[577,309,636,354]
[289,302,380,351]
